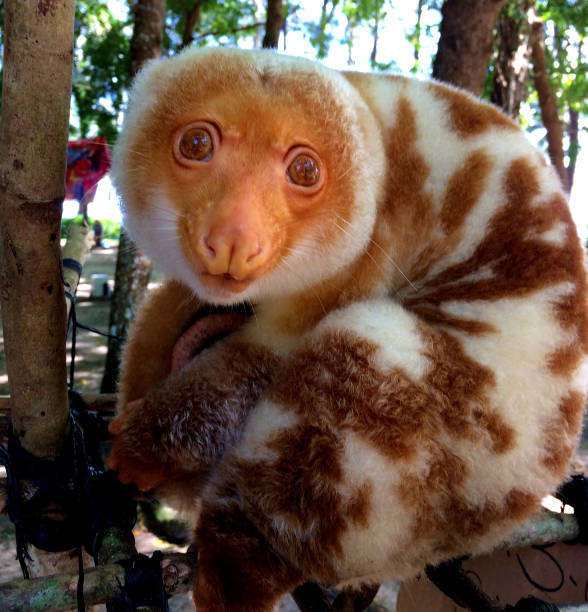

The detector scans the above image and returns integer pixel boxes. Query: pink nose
[197,227,265,280]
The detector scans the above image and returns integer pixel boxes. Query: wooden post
[0,0,76,457]
[0,0,81,583]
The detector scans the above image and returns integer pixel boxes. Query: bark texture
[101,229,152,393]
[0,551,198,611]
[433,0,509,96]
[491,2,533,118]
[102,0,166,392]
[529,9,567,187]
[129,0,166,77]
[262,0,283,49]
[0,0,75,457]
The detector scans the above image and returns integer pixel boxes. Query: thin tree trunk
[316,0,339,59]
[528,7,567,187]
[0,0,74,457]
[262,0,283,49]
[345,21,355,66]
[101,230,152,392]
[180,0,204,50]
[102,0,166,393]
[491,1,533,119]
[370,14,379,67]
[412,0,425,72]
[433,0,509,95]
[567,106,579,192]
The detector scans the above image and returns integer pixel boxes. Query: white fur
[314,299,431,380]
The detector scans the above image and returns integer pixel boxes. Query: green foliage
[71,1,131,143]
[539,1,587,106]
[98,218,122,239]
[307,0,340,59]
[165,0,259,49]
[532,0,588,147]
[342,0,390,69]
[537,0,588,33]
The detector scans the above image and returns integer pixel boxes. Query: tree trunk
[0,0,83,583]
[101,230,152,392]
[433,0,509,95]
[412,0,425,72]
[315,0,339,59]
[567,106,579,192]
[345,21,355,66]
[528,8,567,187]
[129,0,166,76]
[0,0,74,457]
[102,0,166,393]
[370,14,379,68]
[180,0,204,50]
[262,0,283,49]
[491,1,533,119]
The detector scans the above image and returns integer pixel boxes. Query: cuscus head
[112,47,385,305]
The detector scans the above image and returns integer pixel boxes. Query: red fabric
[66,137,111,202]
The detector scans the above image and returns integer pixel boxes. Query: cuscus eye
[175,123,217,163]
[287,155,319,186]
[285,148,324,190]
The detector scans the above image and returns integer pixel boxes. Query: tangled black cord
[0,287,169,611]
[0,396,138,610]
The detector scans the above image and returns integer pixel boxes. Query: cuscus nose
[194,195,269,281]
[200,225,265,280]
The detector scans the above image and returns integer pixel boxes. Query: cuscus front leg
[108,332,280,493]
[117,279,203,406]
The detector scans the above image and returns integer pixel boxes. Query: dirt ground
[1,245,586,610]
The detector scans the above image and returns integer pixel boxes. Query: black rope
[425,556,566,612]
[76,320,123,341]
[0,398,137,606]
[0,264,172,610]
[425,556,501,612]
[0,295,138,609]
[110,552,170,612]
[0,439,32,578]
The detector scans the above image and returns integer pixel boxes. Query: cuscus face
[112,47,385,305]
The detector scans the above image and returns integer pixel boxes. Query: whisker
[279,254,328,317]
[334,214,417,291]
[246,298,259,327]
[367,237,417,291]
[178,291,201,316]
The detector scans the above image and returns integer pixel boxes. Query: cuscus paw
[107,399,167,491]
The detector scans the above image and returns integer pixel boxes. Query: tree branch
[195,21,265,42]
